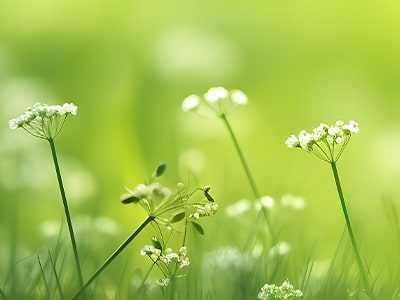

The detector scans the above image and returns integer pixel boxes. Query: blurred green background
[1,0,400,294]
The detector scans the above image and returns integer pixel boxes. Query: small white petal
[204,87,228,103]
[8,119,18,129]
[182,95,200,112]
[230,90,248,105]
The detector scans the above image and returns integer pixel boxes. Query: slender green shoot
[37,255,50,300]
[221,114,276,241]
[48,250,65,300]
[0,288,6,300]
[48,138,84,287]
[330,161,375,300]
[72,216,154,299]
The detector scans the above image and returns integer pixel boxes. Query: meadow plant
[8,102,84,286]
[73,163,218,298]
[134,182,218,298]
[286,120,375,299]
[182,87,275,242]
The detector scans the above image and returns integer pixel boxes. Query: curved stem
[48,138,84,287]
[0,288,7,300]
[220,114,275,241]
[72,216,154,299]
[330,162,375,299]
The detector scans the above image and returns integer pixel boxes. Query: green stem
[0,288,7,300]
[48,250,65,300]
[37,255,50,300]
[220,114,275,240]
[72,216,154,299]
[48,138,84,287]
[330,162,375,299]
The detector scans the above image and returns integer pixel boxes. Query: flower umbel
[285,120,359,163]
[121,180,218,227]
[8,102,78,139]
[140,242,190,289]
[182,87,247,117]
[258,279,303,300]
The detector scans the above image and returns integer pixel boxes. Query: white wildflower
[230,89,248,105]
[225,199,251,217]
[280,194,306,210]
[286,120,360,162]
[179,257,190,268]
[8,119,18,129]
[182,95,200,112]
[182,87,248,117]
[255,196,274,211]
[158,278,170,287]
[204,87,229,103]
[8,102,78,139]
[140,245,161,257]
[328,126,340,136]
[335,120,344,127]
[190,203,218,219]
[298,130,315,150]
[285,135,299,148]
[268,241,290,258]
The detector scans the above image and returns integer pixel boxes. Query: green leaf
[205,190,215,202]
[121,194,140,204]
[151,237,162,250]
[154,162,167,177]
[191,222,204,235]
[170,212,186,223]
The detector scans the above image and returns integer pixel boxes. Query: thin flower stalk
[72,216,154,299]
[182,87,276,241]
[8,103,83,286]
[49,138,83,286]
[286,120,375,299]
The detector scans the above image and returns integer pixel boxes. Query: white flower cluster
[258,280,303,300]
[140,244,162,258]
[122,182,172,215]
[140,245,190,269]
[182,87,248,116]
[8,102,78,139]
[126,182,172,202]
[190,203,218,220]
[9,102,77,130]
[285,120,359,162]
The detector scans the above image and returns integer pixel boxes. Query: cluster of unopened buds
[182,87,248,117]
[122,179,218,227]
[285,120,359,163]
[8,102,78,139]
[190,202,219,220]
[140,245,190,269]
[258,279,303,300]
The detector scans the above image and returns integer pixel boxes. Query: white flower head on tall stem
[182,87,248,117]
[8,102,78,140]
[285,120,359,163]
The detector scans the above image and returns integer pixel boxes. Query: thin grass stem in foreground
[72,216,154,299]
[37,255,50,300]
[0,288,6,300]
[48,250,65,300]
[48,138,84,287]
